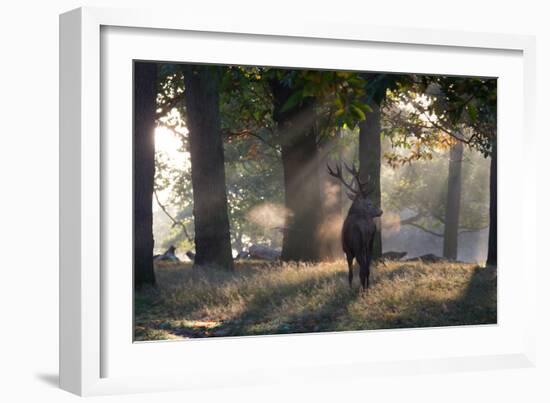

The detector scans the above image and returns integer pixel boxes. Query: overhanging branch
[399,211,487,237]
[153,189,193,243]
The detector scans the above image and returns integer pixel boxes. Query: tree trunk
[270,81,323,262]
[280,129,323,261]
[359,101,382,259]
[486,141,497,266]
[184,65,234,270]
[318,133,343,260]
[443,142,464,260]
[134,62,157,288]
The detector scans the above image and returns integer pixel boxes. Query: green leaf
[352,99,372,113]
[467,103,478,122]
[302,83,316,97]
[280,90,304,113]
[350,104,366,121]
[334,108,345,117]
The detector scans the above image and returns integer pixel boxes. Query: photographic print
[133,62,497,341]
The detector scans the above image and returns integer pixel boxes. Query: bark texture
[134,62,157,287]
[443,142,464,260]
[184,65,234,270]
[359,101,382,259]
[270,80,323,262]
[487,142,497,266]
[318,135,344,261]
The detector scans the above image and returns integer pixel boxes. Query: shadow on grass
[241,277,361,336]
[142,267,360,339]
[272,289,361,335]
[135,262,497,340]
[380,265,497,330]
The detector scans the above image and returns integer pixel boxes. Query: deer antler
[328,161,374,197]
[342,161,370,196]
[327,163,357,195]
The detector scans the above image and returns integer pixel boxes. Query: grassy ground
[135,259,496,341]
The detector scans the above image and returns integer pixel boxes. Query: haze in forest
[133,64,497,339]
[152,116,490,263]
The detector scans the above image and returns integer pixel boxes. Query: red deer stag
[328,162,383,291]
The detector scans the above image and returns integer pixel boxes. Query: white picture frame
[59,6,537,396]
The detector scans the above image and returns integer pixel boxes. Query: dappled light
[134,63,497,339]
[135,260,496,341]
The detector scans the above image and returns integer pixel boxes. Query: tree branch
[401,211,488,237]
[223,128,280,151]
[458,226,488,234]
[400,212,444,237]
[399,212,425,226]
[405,222,444,237]
[153,189,193,243]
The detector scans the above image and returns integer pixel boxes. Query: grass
[134,259,497,341]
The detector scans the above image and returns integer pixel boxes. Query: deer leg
[346,254,354,287]
[357,248,368,292]
[366,235,375,289]
[359,265,367,291]
[366,259,370,289]
[364,254,372,289]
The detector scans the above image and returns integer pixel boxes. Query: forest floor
[134,259,497,341]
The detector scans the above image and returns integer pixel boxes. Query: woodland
[133,63,497,340]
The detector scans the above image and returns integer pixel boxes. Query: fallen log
[380,251,408,261]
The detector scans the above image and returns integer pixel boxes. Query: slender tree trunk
[184,65,234,270]
[270,81,323,262]
[134,62,157,288]
[443,142,464,260]
[486,141,497,266]
[359,100,382,259]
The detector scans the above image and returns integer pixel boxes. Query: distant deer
[153,245,180,262]
[328,162,383,291]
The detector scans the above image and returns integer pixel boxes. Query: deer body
[328,162,383,291]
[342,200,381,290]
